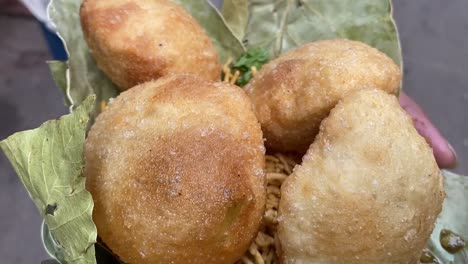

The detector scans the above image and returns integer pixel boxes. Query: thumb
[399,92,457,169]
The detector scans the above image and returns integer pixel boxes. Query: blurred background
[0,0,467,263]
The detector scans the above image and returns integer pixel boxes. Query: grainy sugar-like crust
[278,89,444,264]
[80,0,221,90]
[95,153,296,264]
[245,39,402,153]
[85,75,265,264]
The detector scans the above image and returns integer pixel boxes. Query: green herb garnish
[231,47,269,86]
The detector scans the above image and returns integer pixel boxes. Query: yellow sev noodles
[222,57,295,263]
[224,60,297,263]
[237,154,298,264]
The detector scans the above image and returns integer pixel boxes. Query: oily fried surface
[278,89,444,264]
[80,0,220,90]
[245,39,401,153]
[84,74,265,264]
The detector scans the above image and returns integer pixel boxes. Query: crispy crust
[245,39,402,153]
[84,74,265,264]
[80,0,221,90]
[278,89,444,264]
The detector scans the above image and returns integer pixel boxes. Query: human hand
[399,92,457,169]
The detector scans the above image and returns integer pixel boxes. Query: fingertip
[445,143,458,169]
[399,93,458,169]
[434,141,458,169]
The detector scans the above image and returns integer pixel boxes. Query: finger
[399,92,457,169]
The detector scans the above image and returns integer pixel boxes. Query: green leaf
[42,220,120,264]
[221,0,250,41]
[1,96,98,264]
[242,0,402,66]
[172,0,246,63]
[48,61,70,107]
[41,220,65,261]
[427,170,468,263]
[48,0,118,113]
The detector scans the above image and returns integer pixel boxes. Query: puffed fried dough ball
[80,0,221,90]
[245,39,401,153]
[278,89,444,264]
[84,74,266,264]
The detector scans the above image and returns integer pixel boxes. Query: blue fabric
[39,23,68,61]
